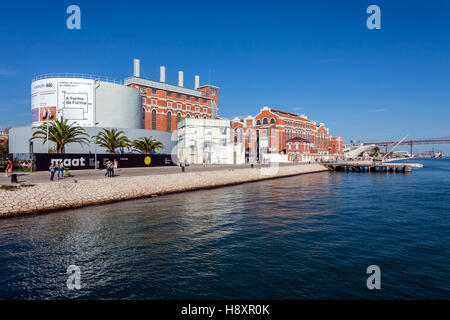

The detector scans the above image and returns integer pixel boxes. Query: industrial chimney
[194,75,200,89]
[133,59,140,77]
[160,66,166,82]
[178,71,184,87]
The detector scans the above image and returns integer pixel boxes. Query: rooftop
[124,76,208,98]
[32,73,123,85]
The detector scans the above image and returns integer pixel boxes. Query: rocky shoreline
[0,163,327,218]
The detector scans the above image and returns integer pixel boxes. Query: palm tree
[30,118,90,153]
[93,128,130,154]
[131,136,164,154]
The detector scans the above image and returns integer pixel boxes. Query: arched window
[256,119,261,125]
[203,115,207,119]
[195,115,199,119]
[167,111,172,132]
[262,117,268,125]
[186,113,191,118]
[177,113,181,124]
[270,118,275,124]
[234,128,238,144]
[151,110,157,130]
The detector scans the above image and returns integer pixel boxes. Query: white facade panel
[31,77,142,129]
[31,78,95,127]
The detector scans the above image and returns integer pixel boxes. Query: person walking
[109,161,114,177]
[5,159,13,177]
[49,162,55,181]
[105,160,110,177]
[55,162,60,179]
[57,161,64,179]
[113,159,118,176]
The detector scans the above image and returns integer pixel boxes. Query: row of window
[283,120,313,129]
[284,130,315,146]
[149,88,209,104]
[147,109,207,131]
[256,118,276,126]
[146,99,209,113]
[254,117,314,129]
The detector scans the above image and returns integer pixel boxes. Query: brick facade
[126,77,219,133]
[231,106,343,162]
[286,137,311,161]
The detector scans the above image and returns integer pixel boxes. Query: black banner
[34,153,175,171]
[0,300,441,318]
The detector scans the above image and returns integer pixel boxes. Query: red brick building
[286,137,311,161]
[124,62,219,132]
[231,106,343,162]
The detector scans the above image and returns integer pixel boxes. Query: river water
[0,159,449,299]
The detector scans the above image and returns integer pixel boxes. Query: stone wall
[0,164,327,218]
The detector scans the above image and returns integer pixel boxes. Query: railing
[32,73,123,85]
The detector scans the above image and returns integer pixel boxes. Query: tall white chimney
[195,75,200,89]
[178,71,184,87]
[160,66,166,82]
[133,59,140,77]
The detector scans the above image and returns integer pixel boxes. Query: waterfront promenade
[0,164,261,185]
[0,163,327,218]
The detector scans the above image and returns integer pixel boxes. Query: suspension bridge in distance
[361,137,450,154]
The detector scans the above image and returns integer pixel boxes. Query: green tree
[131,136,164,154]
[29,118,90,153]
[93,128,130,154]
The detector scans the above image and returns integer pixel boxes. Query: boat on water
[416,149,443,159]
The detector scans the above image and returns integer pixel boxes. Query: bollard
[182,166,185,172]
[11,173,18,183]
[251,164,254,168]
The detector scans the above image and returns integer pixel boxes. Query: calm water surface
[0,159,449,299]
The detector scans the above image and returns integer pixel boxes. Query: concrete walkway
[0,163,328,218]
[0,163,310,185]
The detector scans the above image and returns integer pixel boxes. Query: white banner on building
[31,78,94,127]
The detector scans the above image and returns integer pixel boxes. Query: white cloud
[15,99,30,105]
[0,67,15,76]
[368,108,388,113]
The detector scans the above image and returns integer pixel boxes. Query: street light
[94,79,100,169]
[45,108,56,153]
[46,118,49,153]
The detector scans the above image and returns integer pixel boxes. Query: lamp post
[94,80,100,169]
[46,118,49,153]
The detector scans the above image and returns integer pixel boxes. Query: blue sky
[0,0,449,153]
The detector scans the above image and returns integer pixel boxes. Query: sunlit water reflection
[0,159,449,299]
